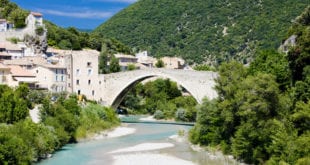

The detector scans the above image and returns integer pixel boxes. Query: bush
[35,27,44,36]
[175,108,186,121]
[154,110,164,119]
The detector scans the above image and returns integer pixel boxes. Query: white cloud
[38,9,114,19]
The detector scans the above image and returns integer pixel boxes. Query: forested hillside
[189,7,310,164]
[0,0,28,28]
[93,0,309,64]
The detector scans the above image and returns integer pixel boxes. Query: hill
[93,0,309,64]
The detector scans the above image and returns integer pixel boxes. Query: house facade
[65,49,101,100]
[0,63,10,84]
[113,53,139,71]
[25,12,43,29]
[0,19,7,32]
[160,57,185,69]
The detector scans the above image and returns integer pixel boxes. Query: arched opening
[111,75,155,109]
[111,75,197,109]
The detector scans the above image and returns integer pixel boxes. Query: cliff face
[24,28,48,54]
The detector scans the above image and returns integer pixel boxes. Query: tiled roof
[114,53,137,59]
[3,56,66,69]
[7,65,35,77]
[0,41,22,50]
[0,63,10,70]
[31,12,43,17]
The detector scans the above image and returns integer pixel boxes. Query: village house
[0,63,10,84]
[3,56,67,92]
[64,49,101,100]
[135,51,156,68]
[160,56,185,69]
[113,53,139,71]
[6,65,37,88]
[0,19,7,32]
[25,12,43,29]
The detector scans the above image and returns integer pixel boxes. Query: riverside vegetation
[189,7,310,165]
[119,78,197,122]
[0,85,120,164]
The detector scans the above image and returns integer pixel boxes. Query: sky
[10,0,137,29]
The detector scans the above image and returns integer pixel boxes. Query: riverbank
[77,124,136,142]
[109,142,196,165]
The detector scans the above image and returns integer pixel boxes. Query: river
[37,123,239,165]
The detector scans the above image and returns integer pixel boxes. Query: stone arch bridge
[100,69,218,109]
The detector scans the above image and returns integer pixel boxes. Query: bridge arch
[101,69,218,109]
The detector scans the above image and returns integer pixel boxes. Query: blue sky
[11,0,137,29]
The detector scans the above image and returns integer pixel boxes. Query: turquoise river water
[37,123,239,165]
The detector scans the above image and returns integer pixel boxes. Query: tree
[99,44,109,74]
[109,55,121,73]
[155,59,164,68]
[127,63,136,71]
[8,8,28,28]
[249,50,290,90]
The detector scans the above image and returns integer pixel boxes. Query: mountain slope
[93,0,309,64]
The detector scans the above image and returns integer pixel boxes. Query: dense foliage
[99,38,131,73]
[189,7,310,164]
[0,87,119,164]
[0,0,29,28]
[93,0,308,64]
[120,78,197,121]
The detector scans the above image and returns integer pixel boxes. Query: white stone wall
[0,22,7,32]
[30,66,67,92]
[0,14,41,42]
[66,50,100,100]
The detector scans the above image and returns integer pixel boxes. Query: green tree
[99,44,109,74]
[109,55,121,73]
[155,59,164,68]
[7,8,28,28]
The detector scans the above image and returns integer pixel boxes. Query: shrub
[154,110,164,119]
[175,108,186,121]
[35,27,44,36]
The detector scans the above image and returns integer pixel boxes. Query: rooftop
[7,65,35,77]
[0,63,10,70]
[3,56,66,69]
[115,53,137,59]
[31,12,43,17]
[0,41,22,50]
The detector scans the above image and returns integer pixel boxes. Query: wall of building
[65,50,100,100]
[30,66,67,92]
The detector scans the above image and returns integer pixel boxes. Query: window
[76,69,80,75]
[76,79,79,85]
[99,81,101,85]
[36,70,38,73]
[88,69,92,75]
[55,69,58,74]
[55,76,58,82]
[68,83,71,87]
[77,90,81,95]
[88,79,91,85]
[87,62,92,67]
[92,90,95,96]
[61,75,64,82]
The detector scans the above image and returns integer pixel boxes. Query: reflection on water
[37,123,239,165]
